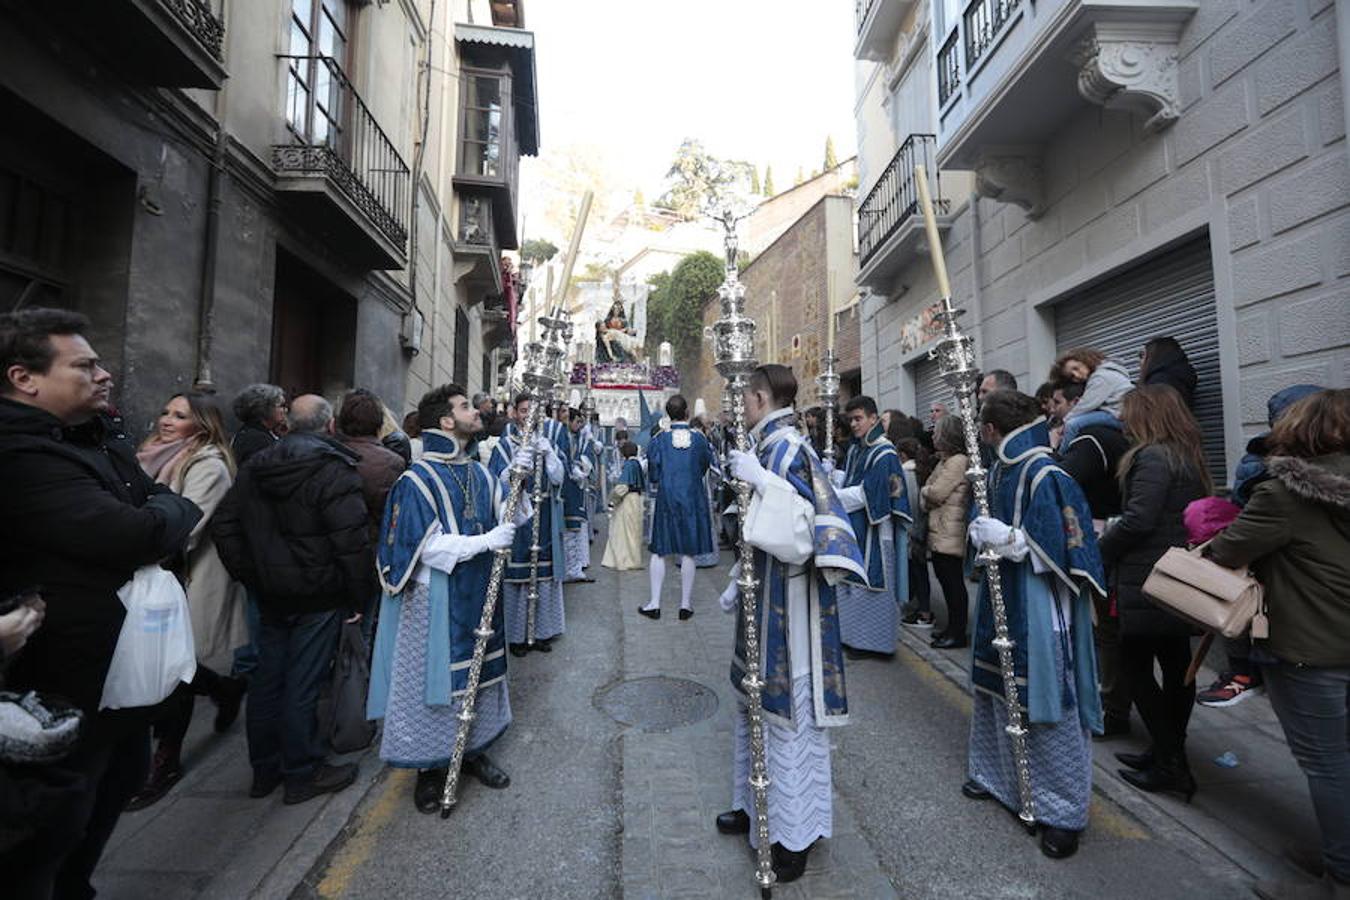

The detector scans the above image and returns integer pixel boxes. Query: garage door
[1053,238,1226,486]
[911,353,951,429]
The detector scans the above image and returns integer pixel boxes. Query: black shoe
[249,770,283,799]
[532,639,552,653]
[638,606,660,620]
[462,753,510,789]
[509,643,529,657]
[771,842,812,884]
[1114,748,1155,771]
[1040,827,1081,859]
[1094,715,1132,741]
[415,768,448,813]
[212,676,247,733]
[961,779,992,800]
[283,763,358,805]
[126,744,183,811]
[1118,754,1197,803]
[932,634,968,649]
[678,608,694,621]
[715,809,750,834]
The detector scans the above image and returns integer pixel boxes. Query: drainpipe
[193,128,226,392]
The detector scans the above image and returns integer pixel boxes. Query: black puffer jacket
[1142,344,1198,409]
[212,432,374,615]
[0,398,201,714]
[1098,444,1208,637]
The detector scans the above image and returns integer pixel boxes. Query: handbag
[1142,545,1266,640]
[0,691,82,765]
[321,621,376,754]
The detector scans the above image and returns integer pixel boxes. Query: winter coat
[170,445,248,661]
[339,434,407,542]
[1230,384,1326,506]
[0,398,201,714]
[231,422,277,468]
[211,432,375,616]
[1207,454,1350,667]
[1067,359,1132,420]
[1141,346,1198,408]
[1056,423,1129,520]
[922,453,970,557]
[1098,445,1208,638]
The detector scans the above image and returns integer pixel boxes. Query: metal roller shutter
[1053,238,1226,486]
[912,354,951,427]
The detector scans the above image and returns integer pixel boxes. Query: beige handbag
[1142,546,1267,641]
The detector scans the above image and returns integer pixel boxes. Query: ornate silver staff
[710,209,775,897]
[440,319,566,816]
[524,307,573,647]
[815,348,840,465]
[914,165,1036,831]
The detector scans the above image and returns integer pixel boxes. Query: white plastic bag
[99,566,197,710]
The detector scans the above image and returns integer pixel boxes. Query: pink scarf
[136,437,196,486]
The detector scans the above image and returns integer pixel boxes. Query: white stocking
[646,554,666,610]
[680,555,696,611]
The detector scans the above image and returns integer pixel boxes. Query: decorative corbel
[1070,22,1185,134]
[974,150,1045,219]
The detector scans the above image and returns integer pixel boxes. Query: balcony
[49,0,226,88]
[854,0,919,61]
[856,135,950,295]
[935,0,1198,214]
[272,56,409,269]
[454,195,504,301]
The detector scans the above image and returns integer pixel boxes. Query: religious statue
[596,297,640,364]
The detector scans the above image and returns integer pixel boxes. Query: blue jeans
[1262,662,1350,882]
[231,588,263,679]
[246,609,340,783]
[1060,409,1122,448]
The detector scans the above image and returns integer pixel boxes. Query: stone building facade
[853,0,1348,483]
[0,0,534,434]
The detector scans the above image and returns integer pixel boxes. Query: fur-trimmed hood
[1267,454,1350,512]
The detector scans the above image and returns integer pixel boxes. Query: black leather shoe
[638,606,660,620]
[212,676,247,733]
[715,809,750,834]
[509,643,529,657]
[1093,715,1131,741]
[463,754,510,789]
[1114,749,1155,771]
[961,779,991,800]
[283,763,358,805]
[415,768,448,813]
[678,608,694,621]
[771,842,813,883]
[1040,826,1081,859]
[1119,756,1197,803]
[932,634,968,649]
[532,639,552,653]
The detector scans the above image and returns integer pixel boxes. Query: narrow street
[274,522,1281,900]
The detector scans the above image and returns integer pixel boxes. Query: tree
[520,238,558,264]
[645,251,724,373]
[824,135,839,171]
[763,165,775,196]
[655,139,755,221]
[749,166,762,195]
[795,166,806,186]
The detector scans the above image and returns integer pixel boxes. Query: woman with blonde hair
[127,391,249,810]
[1099,384,1210,802]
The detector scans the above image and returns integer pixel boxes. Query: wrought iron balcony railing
[857,134,947,268]
[964,0,1023,72]
[162,0,224,60]
[937,27,961,106]
[273,55,410,250]
[855,0,879,33]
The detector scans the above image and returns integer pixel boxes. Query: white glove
[719,581,740,613]
[829,468,846,489]
[728,449,768,492]
[968,516,1029,560]
[570,464,587,480]
[511,442,537,471]
[533,434,551,453]
[482,522,517,553]
[821,459,835,476]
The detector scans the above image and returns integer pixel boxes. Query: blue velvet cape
[842,422,912,592]
[647,423,715,556]
[489,421,566,582]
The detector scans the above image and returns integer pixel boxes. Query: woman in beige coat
[922,415,973,649]
[128,392,249,809]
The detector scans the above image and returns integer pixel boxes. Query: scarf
[136,437,196,486]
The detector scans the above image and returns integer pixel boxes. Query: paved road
[298,527,1258,899]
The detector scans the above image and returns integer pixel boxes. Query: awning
[455,24,539,156]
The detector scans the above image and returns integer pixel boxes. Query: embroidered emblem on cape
[386,502,400,545]
[672,428,691,449]
[1063,505,1084,550]
[889,473,904,499]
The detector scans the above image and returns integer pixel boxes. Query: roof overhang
[455,24,539,156]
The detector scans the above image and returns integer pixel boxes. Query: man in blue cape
[639,394,714,621]
[488,393,568,656]
[367,384,525,813]
[717,364,867,884]
[833,395,912,657]
[962,390,1105,860]
[561,407,596,583]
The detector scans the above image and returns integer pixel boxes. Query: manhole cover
[595,676,719,733]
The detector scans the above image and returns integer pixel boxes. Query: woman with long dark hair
[1099,385,1210,800]
[1139,336,1198,409]
[127,391,248,809]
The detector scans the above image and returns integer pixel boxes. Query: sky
[518,0,860,244]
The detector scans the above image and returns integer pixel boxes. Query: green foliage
[520,238,559,263]
[763,165,775,196]
[645,250,724,372]
[824,135,839,171]
[657,139,755,221]
[749,167,762,195]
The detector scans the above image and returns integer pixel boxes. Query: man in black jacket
[213,394,373,804]
[0,308,201,899]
